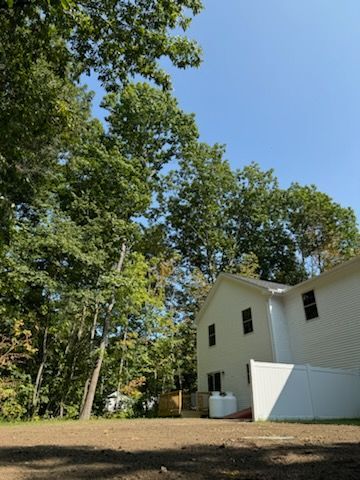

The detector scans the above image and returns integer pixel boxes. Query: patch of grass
[306,418,360,426]
[0,418,78,428]
[0,416,148,429]
[272,418,360,426]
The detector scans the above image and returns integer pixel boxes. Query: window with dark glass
[208,323,216,346]
[302,290,318,320]
[207,372,221,392]
[242,308,253,334]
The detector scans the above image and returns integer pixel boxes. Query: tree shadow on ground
[0,442,359,479]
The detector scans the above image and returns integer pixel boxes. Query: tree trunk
[79,329,108,420]
[58,306,88,416]
[32,324,49,415]
[79,303,99,413]
[80,377,90,414]
[115,327,128,408]
[79,242,127,420]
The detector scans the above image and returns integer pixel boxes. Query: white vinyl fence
[250,359,360,421]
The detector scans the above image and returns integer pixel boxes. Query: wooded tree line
[0,1,359,420]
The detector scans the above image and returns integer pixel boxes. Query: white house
[196,256,360,412]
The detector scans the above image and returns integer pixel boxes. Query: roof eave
[279,255,360,296]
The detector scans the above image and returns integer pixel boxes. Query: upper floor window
[302,290,318,320]
[242,308,253,334]
[208,323,216,346]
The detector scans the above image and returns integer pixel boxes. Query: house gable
[196,275,275,409]
[196,273,272,326]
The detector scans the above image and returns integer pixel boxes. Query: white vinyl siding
[284,266,360,370]
[197,277,274,410]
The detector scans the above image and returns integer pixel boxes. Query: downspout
[264,292,278,363]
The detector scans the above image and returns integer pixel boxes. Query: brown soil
[0,418,359,479]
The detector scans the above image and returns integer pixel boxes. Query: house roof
[196,256,360,324]
[107,392,130,399]
[279,255,360,295]
[228,275,291,292]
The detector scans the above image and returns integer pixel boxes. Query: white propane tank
[223,392,237,416]
[209,391,224,418]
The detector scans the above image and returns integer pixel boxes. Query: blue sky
[84,0,360,220]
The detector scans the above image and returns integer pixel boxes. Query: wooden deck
[158,391,210,417]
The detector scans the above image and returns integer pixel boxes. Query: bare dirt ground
[0,418,359,479]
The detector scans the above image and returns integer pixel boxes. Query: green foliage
[162,143,237,282]
[1,0,203,89]
[0,12,92,240]
[0,0,358,422]
[286,183,360,274]
[161,158,358,285]
[0,382,26,420]
[235,252,260,279]
[104,83,198,173]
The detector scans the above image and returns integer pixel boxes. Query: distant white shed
[104,392,133,413]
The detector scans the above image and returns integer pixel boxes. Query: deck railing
[158,390,210,417]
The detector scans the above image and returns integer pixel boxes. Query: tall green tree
[0,0,202,238]
[161,158,358,285]
[229,164,302,283]
[162,143,238,283]
[0,0,204,419]
[162,156,301,284]
[54,83,198,419]
[286,183,360,274]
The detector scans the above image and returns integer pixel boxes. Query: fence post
[306,364,315,419]
[250,359,258,421]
